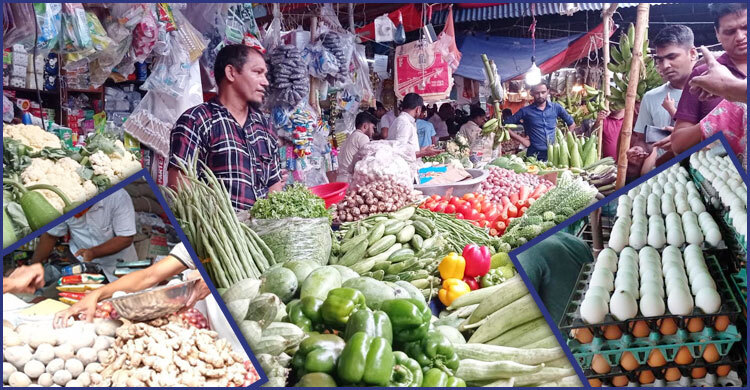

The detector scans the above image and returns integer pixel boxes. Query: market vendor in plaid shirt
[169,44,284,211]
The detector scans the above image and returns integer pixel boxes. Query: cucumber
[453,343,564,365]
[410,235,424,251]
[436,325,466,345]
[413,216,435,231]
[394,281,425,302]
[387,248,415,263]
[487,317,553,348]
[456,359,544,381]
[468,294,543,343]
[226,298,251,321]
[282,260,322,287]
[367,222,386,245]
[300,266,342,301]
[329,265,360,283]
[350,257,377,274]
[260,267,299,303]
[384,221,405,236]
[467,276,529,323]
[340,234,368,255]
[421,236,437,250]
[412,221,432,239]
[239,320,263,348]
[391,206,416,220]
[396,225,415,243]
[339,239,369,267]
[521,335,560,349]
[367,235,397,256]
[372,260,391,272]
[450,275,523,310]
[342,277,396,310]
[221,278,262,303]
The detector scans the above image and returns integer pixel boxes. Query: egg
[620,247,639,263]
[659,318,678,335]
[674,346,694,365]
[596,248,619,273]
[603,325,623,340]
[586,285,611,303]
[618,257,639,274]
[691,367,707,379]
[573,327,594,344]
[640,273,664,287]
[580,295,609,324]
[590,269,615,292]
[663,265,687,281]
[647,349,667,367]
[639,370,655,384]
[667,287,694,315]
[695,288,721,314]
[662,246,683,265]
[611,375,629,387]
[588,378,603,387]
[716,365,731,377]
[690,273,717,295]
[640,281,665,299]
[631,321,650,338]
[665,278,689,296]
[610,289,638,321]
[702,344,720,363]
[639,293,666,317]
[687,317,705,333]
[619,351,640,371]
[591,354,611,374]
[664,367,681,382]
[687,265,710,283]
[639,246,660,261]
[714,315,730,331]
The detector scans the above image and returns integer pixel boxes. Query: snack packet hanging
[61,3,92,53]
[33,3,62,54]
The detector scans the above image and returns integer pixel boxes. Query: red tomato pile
[419,183,551,236]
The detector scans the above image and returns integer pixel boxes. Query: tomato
[489,228,499,236]
[449,196,461,206]
[480,200,493,212]
[467,208,480,221]
[469,198,482,211]
[455,213,465,219]
[470,221,480,227]
[424,201,436,210]
[462,193,476,201]
[478,213,486,221]
[456,202,472,217]
[479,220,489,228]
[434,202,447,213]
[445,204,457,214]
[431,194,442,201]
[485,206,499,222]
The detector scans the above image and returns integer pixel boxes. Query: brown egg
[674,346,694,365]
[714,315,730,331]
[687,317,705,332]
[692,367,707,379]
[639,370,656,384]
[702,343,720,363]
[716,365,731,377]
[603,325,623,340]
[665,367,681,382]
[611,375,629,387]
[659,318,678,335]
[588,378,603,387]
[592,354,611,374]
[620,351,640,371]
[647,349,667,367]
[631,321,650,338]
[575,327,594,344]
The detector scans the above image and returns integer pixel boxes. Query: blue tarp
[454,32,585,82]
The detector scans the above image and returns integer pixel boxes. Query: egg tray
[558,254,743,335]
[723,212,747,256]
[579,327,744,376]
[729,268,747,311]
[592,369,744,387]
[609,214,729,252]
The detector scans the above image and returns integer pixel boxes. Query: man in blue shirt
[416,106,437,148]
[505,82,576,160]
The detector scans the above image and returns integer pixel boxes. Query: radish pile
[690,150,747,240]
[479,167,554,204]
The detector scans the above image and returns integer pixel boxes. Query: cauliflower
[20,158,98,213]
[89,143,142,184]
[3,124,62,151]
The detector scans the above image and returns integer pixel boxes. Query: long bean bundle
[414,208,504,253]
[161,157,274,287]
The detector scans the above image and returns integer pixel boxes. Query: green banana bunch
[481,116,515,149]
[608,23,663,110]
[553,84,607,125]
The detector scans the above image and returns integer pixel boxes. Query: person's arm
[54,256,188,327]
[670,120,703,155]
[640,148,659,175]
[508,130,531,147]
[503,109,523,125]
[3,264,45,294]
[74,236,134,263]
[689,46,748,103]
[380,127,389,140]
[661,93,677,118]
[30,232,60,264]
[558,103,577,132]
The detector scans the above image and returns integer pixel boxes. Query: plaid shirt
[169,98,282,211]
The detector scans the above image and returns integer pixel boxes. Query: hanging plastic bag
[302,42,339,79]
[352,141,416,190]
[142,42,191,98]
[351,43,374,103]
[4,4,36,50]
[316,29,355,85]
[267,44,309,109]
[131,5,158,63]
[61,3,92,53]
[33,3,62,54]
[374,14,396,43]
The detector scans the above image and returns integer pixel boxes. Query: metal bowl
[106,279,198,322]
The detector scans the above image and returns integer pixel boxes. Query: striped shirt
[169,98,282,211]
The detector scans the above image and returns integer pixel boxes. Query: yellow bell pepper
[438,278,471,307]
[438,252,465,280]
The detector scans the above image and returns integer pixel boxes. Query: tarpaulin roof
[432,3,647,24]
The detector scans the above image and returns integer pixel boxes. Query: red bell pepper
[462,244,491,277]
[463,276,480,290]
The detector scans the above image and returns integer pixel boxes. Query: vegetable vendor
[504,82,577,161]
[457,106,494,164]
[29,189,138,282]
[168,44,284,211]
[336,112,378,183]
[387,93,441,161]
[515,231,593,324]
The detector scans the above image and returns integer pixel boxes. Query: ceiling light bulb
[525,57,542,86]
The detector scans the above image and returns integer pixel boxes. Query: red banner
[534,22,616,78]
[356,4,423,42]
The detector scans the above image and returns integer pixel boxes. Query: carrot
[520,206,528,215]
[507,204,518,218]
[530,183,548,199]
[501,196,511,208]
[509,193,519,206]
[519,186,531,205]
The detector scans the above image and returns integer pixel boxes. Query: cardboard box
[134,233,170,259]
[10,76,25,88]
[11,64,27,77]
[12,51,29,67]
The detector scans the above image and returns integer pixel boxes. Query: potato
[14,324,37,345]
[94,319,122,337]
[65,379,82,387]
[92,336,113,352]
[38,372,54,387]
[77,372,91,387]
[64,359,83,378]
[9,372,31,387]
[69,332,95,352]
[28,331,58,349]
[23,360,45,379]
[52,370,72,386]
[84,362,102,374]
[45,358,65,375]
[33,344,55,365]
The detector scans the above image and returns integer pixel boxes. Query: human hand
[596,111,609,122]
[663,126,675,133]
[8,264,45,293]
[627,146,649,163]
[652,135,672,151]
[53,291,99,328]
[662,93,676,113]
[74,248,96,262]
[185,271,211,308]
[689,46,737,101]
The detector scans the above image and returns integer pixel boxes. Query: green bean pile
[414,208,505,254]
[161,157,274,287]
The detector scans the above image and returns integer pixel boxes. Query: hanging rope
[529,3,537,56]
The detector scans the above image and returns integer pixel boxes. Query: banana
[483,118,498,130]
[610,46,623,63]
[627,23,635,47]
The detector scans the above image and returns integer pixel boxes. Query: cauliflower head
[3,124,62,151]
[20,157,98,213]
[90,147,142,183]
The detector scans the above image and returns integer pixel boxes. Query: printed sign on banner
[394,40,453,103]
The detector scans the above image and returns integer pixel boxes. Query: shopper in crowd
[626,25,698,176]
[3,263,45,294]
[387,93,441,159]
[599,109,625,161]
[377,103,398,140]
[669,3,746,153]
[430,103,454,141]
[516,231,594,324]
[53,243,211,328]
[336,112,378,183]
[29,189,138,282]
[416,105,438,148]
[504,82,576,160]
[169,44,283,211]
[458,106,494,163]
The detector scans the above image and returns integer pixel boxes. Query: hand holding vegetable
[53,288,102,328]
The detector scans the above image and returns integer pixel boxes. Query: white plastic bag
[352,141,416,190]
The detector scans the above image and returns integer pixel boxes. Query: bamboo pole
[348,3,355,33]
[597,3,619,160]
[309,15,320,113]
[615,3,650,189]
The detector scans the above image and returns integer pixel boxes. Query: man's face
[716,9,747,59]
[414,106,423,118]
[654,44,696,84]
[530,85,548,105]
[474,116,487,127]
[228,51,269,105]
[375,108,386,118]
[360,122,375,137]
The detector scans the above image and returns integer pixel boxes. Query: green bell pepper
[479,265,515,288]
[337,332,394,386]
[287,297,324,332]
[421,368,466,387]
[380,298,432,345]
[295,373,337,387]
[291,333,346,379]
[343,308,393,344]
[404,331,459,375]
[389,351,423,387]
[321,287,366,329]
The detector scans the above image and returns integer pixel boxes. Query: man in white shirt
[377,103,398,140]
[337,112,377,182]
[626,25,697,176]
[429,103,453,140]
[386,93,440,159]
[31,189,139,281]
